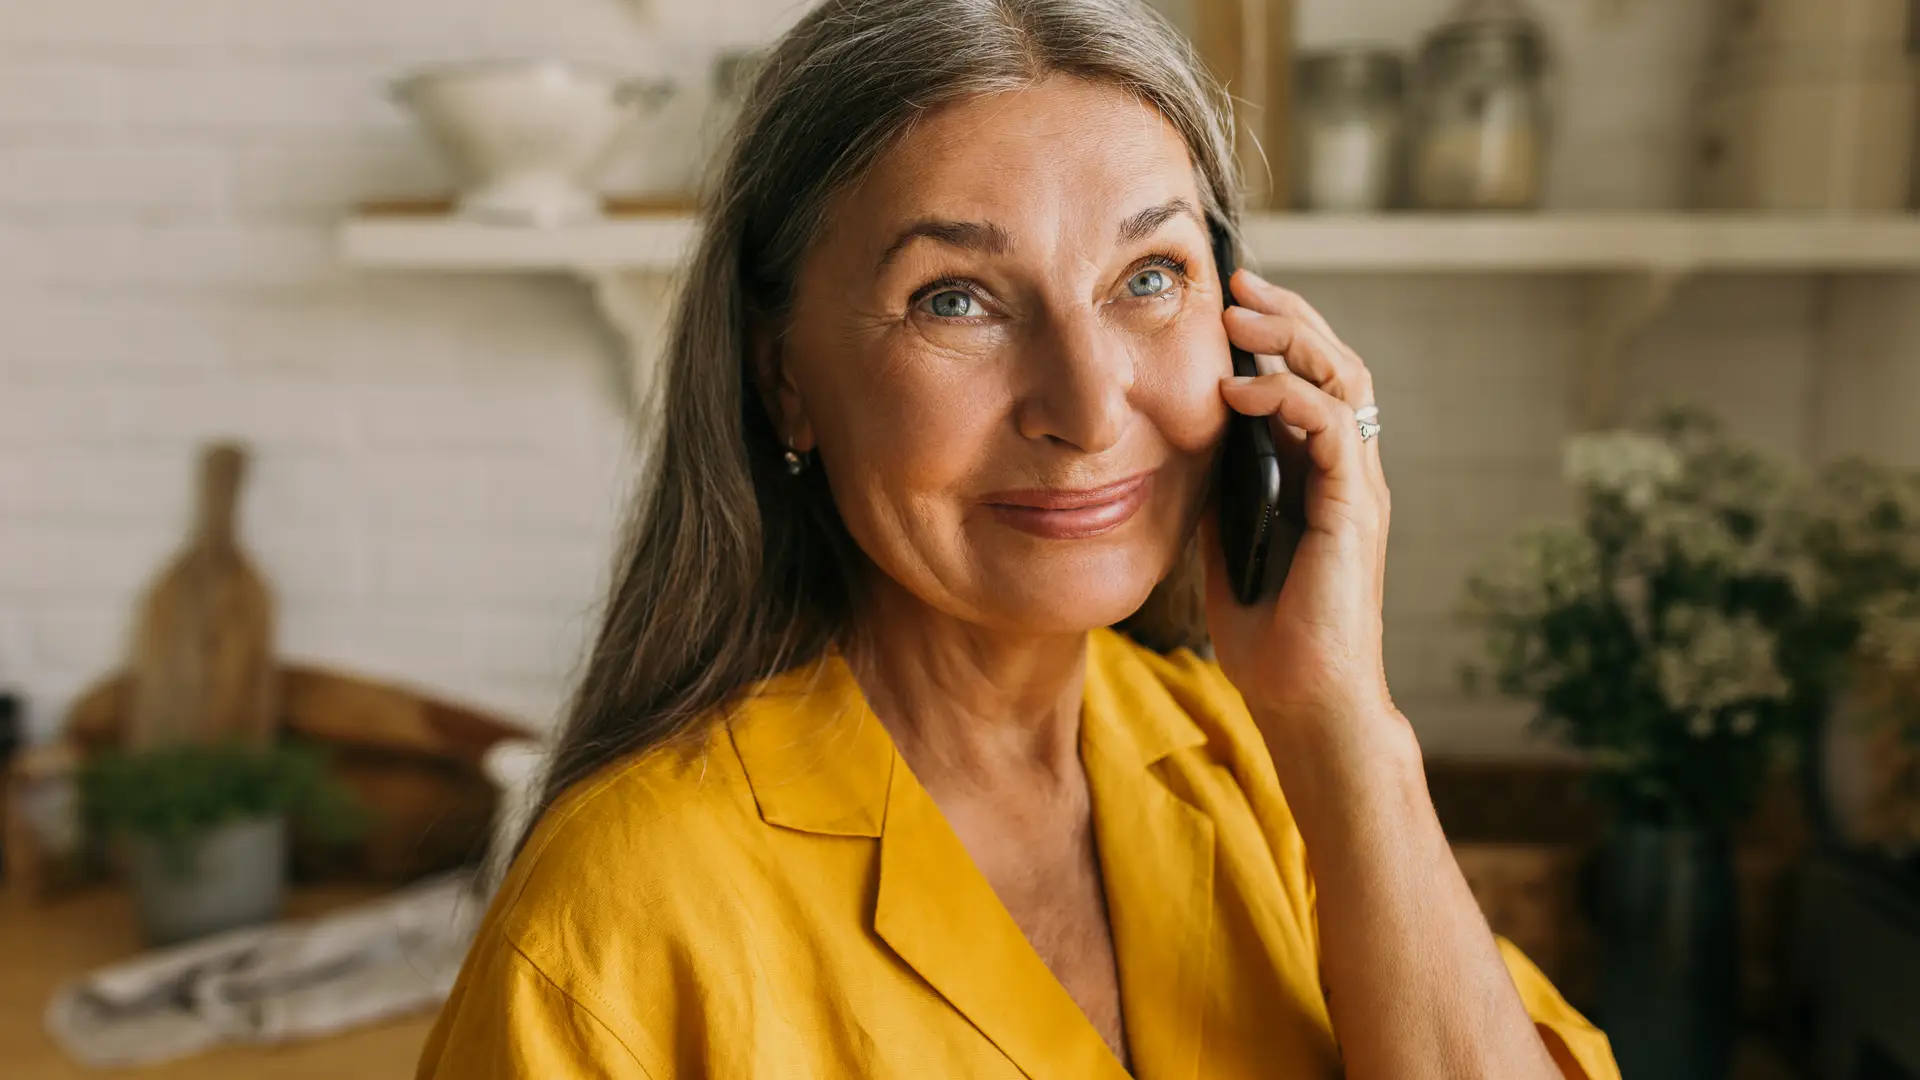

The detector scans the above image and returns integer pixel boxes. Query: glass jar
[1292,48,1407,213]
[1408,0,1553,211]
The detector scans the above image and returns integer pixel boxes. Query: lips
[982,472,1155,540]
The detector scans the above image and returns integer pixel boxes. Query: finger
[1375,481,1391,599]
[1221,371,1369,487]
[1229,269,1340,347]
[1230,270,1376,390]
[1224,307,1376,410]
[1360,411,1388,522]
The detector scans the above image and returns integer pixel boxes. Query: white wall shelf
[337,212,1920,427]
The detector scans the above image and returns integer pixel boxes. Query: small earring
[783,443,808,476]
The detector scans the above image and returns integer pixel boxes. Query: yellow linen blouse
[420,628,1618,1079]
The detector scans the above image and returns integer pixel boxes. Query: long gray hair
[527,0,1245,841]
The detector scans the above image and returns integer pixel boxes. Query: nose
[1012,308,1135,454]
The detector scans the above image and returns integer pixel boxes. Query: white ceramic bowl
[479,738,547,893]
[394,60,673,226]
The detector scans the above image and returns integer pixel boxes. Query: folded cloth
[45,871,481,1068]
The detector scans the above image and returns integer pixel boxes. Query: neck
[845,575,1089,786]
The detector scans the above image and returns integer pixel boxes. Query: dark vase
[1596,822,1740,1080]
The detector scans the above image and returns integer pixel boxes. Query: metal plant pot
[1596,821,1740,1080]
[122,816,287,946]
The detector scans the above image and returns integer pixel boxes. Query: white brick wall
[0,0,1916,756]
[0,0,662,741]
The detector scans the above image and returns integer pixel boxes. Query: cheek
[1134,314,1231,457]
[805,345,1001,511]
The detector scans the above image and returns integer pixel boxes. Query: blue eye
[927,290,976,318]
[1128,268,1172,297]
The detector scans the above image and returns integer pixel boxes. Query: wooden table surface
[1,882,436,1079]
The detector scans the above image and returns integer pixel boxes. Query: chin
[971,550,1164,636]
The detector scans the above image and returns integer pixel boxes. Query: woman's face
[766,75,1230,636]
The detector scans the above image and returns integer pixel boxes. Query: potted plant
[1461,408,1804,1080]
[79,740,364,945]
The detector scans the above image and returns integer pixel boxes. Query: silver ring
[1355,404,1381,443]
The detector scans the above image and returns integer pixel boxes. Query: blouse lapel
[733,639,1212,1080]
[873,759,1133,1079]
[1080,630,1216,1080]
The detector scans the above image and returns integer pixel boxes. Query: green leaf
[79,741,369,851]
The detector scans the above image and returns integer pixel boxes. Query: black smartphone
[1209,216,1299,605]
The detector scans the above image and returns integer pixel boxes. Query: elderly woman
[421,0,1617,1077]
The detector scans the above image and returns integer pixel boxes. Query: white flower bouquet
[1462,409,1807,828]
[1467,407,1920,832]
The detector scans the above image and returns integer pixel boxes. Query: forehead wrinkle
[854,81,1201,286]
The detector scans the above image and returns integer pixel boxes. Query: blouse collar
[727,628,1209,838]
[725,627,1217,1079]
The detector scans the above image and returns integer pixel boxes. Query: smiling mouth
[982,472,1156,540]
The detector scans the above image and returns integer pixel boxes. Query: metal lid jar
[1408,0,1554,211]
[1292,47,1408,213]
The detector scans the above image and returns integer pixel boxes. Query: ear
[746,312,815,452]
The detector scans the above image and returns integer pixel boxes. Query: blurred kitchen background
[3,0,1920,1077]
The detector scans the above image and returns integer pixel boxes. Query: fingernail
[1223,376,1255,387]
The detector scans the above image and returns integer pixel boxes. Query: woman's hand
[1202,269,1398,746]
[1201,273,1571,1080]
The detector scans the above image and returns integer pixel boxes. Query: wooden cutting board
[126,443,277,749]
[70,664,526,766]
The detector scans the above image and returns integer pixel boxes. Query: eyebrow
[1116,197,1200,246]
[874,197,1201,273]
[875,219,1013,272]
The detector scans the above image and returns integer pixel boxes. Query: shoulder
[434,657,868,1077]
[428,719,763,1079]
[489,653,862,975]
[484,648,879,974]
[494,719,762,962]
